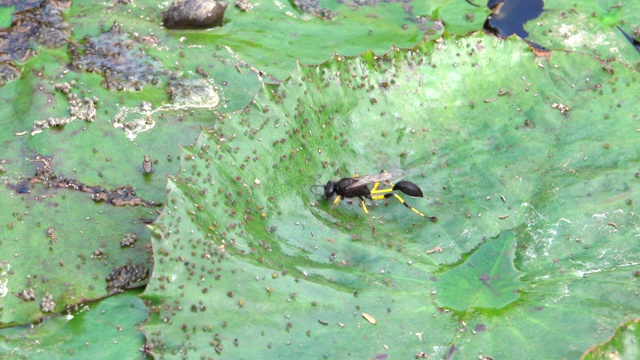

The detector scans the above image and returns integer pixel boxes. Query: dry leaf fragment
[362,312,377,325]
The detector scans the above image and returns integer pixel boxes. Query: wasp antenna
[310,184,325,196]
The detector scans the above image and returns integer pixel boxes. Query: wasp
[323,170,437,231]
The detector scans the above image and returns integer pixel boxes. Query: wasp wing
[345,170,405,190]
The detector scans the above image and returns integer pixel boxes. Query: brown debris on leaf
[120,233,138,247]
[293,0,335,20]
[30,81,98,135]
[552,102,570,114]
[234,0,252,11]
[0,0,72,86]
[92,185,158,206]
[24,156,161,207]
[361,312,377,325]
[106,264,149,292]
[15,288,36,302]
[69,22,163,91]
[40,294,56,313]
[532,45,551,61]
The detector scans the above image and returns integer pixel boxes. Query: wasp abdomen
[393,180,424,197]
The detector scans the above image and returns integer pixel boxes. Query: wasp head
[324,180,336,199]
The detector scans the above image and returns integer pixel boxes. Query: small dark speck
[15,185,31,194]
[528,306,545,312]
[474,323,487,332]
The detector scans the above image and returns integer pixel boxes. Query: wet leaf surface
[434,232,525,311]
[526,1,640,68]
[0,184,153,325]
[0,290,147,359]
[141,35,640,358]
[582,319,640,360]
[1,0,639,357]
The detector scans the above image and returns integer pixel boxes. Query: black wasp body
[323,170,436,231]
[324,177,372,200]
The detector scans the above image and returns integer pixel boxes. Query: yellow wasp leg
[370,187,393,200]
[371,171,395,194]
[371,180,382,193]
[391,194,437,220]
[371,182,378,192]
[360,199,377,232]
[331,195,342,208]
[370,181,390,193]
[371,169,396,195]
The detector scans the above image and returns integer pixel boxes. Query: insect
[142,155,153,174]
[323,170,437,231]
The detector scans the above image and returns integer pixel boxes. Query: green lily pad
[526,1,640,68]
[0,184,153,326]
[0,5,257,327]
[141,33,640,358]
[1,0,639,357]
[434,232,525,311]
[0,50,209,326]
[0,5,14,29]
[66,0,446,82]
[0,289,147,359]
[582,319,640,360]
